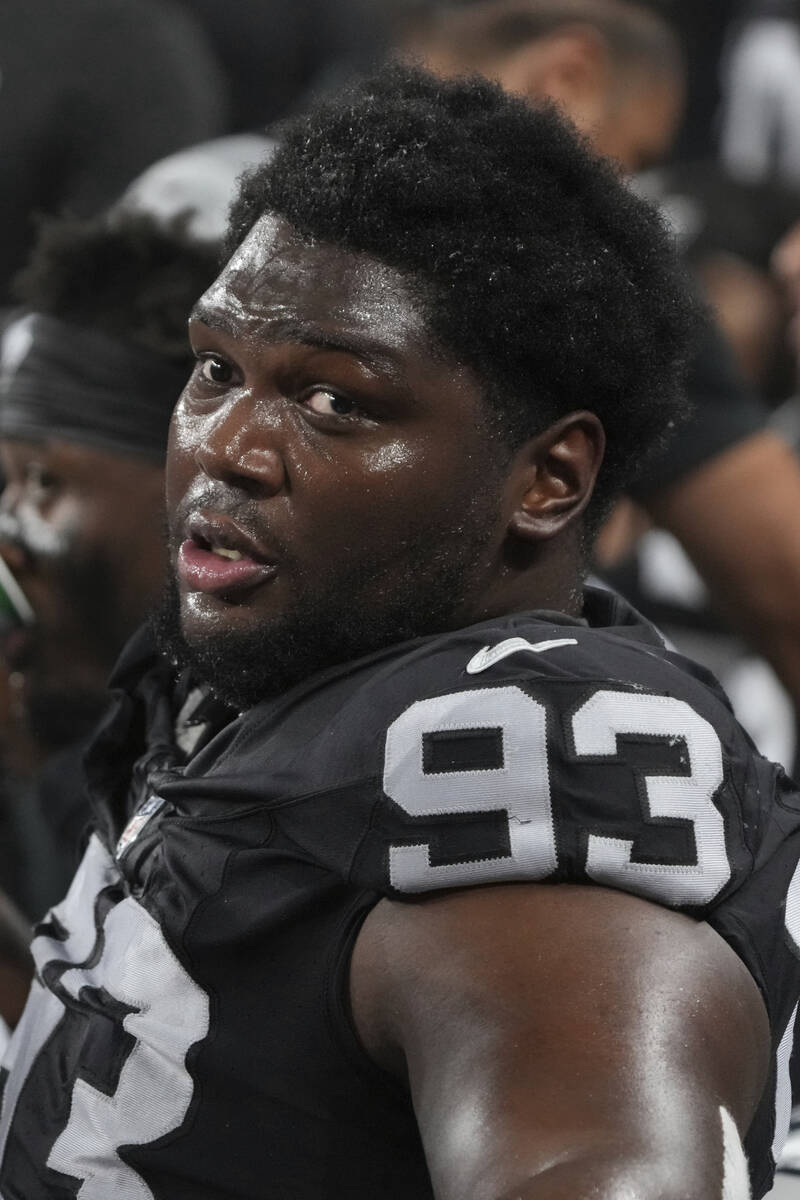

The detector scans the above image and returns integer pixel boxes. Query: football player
[0,213,219,914]
[0,66,798,1200]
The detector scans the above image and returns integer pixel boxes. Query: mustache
[169,483,289,557]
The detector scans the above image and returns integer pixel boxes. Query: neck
[454,536,585,628]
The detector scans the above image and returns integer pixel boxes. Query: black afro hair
[227,63,699,515]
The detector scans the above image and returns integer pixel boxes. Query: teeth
[212,546,243,561]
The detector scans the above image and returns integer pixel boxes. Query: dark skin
[0,440,164,1012]
[0,889,32,1029]
[173,215,597,641]
[353,885,768,1200]
[170,213,769,1199]
[0,438,165,744]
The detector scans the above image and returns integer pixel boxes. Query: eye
[24,461,58,496]
[198,355,234,385]
[302,389,358,418]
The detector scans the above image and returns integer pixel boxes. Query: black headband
[0,313,190,460]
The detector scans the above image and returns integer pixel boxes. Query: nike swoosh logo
[466,637,578,675]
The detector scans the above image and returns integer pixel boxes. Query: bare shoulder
[352,882,770,1200]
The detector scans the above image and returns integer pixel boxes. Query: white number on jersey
[385,685,731,905]
[0,834,209,1198]
[573,690,728,905]
[385,687,557,890]
[774,857,800,1164]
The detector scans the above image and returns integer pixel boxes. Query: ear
[508,411,605,543]
[492,24,613,136]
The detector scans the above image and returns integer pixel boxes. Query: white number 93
[384,685,731,906]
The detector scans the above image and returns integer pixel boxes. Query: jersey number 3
[384,685,731,906]
[0,835,209,1198]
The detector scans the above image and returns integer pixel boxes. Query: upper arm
[643,432,800,578]
[351,882,770,1200]
[642,432,800,703]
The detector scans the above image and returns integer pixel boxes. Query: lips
[177,512,277,596]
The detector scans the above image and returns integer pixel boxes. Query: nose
[192,394,287,496]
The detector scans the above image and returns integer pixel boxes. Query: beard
[152,504,499,711]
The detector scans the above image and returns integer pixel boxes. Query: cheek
[358,431,467,498]
[361,442,417,474]
[15,496,80,561]
[313,441,422,522]
[165,412,196,515]
[358,435,480,511]
[298,437,468,549]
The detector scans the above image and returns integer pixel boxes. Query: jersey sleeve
[281,623,800,1196]
[325,631,796,911]
[208,617,800,1194]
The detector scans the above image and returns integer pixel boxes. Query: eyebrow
[189,302,409,382]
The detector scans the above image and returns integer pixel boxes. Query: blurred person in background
[404,0,685,169]
[403,0,800,765]
[172,0,398,132]
[603,0,800,169]
[408,0,800,169]
[770,221,800,477]
[636,164,800,400]
[719,0,800,189]
[116,0,423,242]
[620,163,800,769]
[773,219,800,357]
[0,212,219,917]
[0,0,227,309]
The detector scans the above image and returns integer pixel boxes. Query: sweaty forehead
[195,213,435,354]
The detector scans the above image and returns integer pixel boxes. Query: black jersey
[1,588,799,1199]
